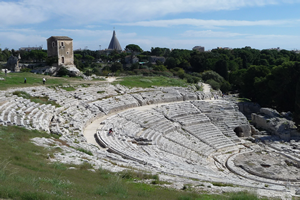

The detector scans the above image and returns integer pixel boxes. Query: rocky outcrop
[238,102,261,119]
[6,54,21,72]
[251,108,299,140]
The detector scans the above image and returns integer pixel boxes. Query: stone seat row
[183,123,235,150]
[90,94,139,114]
[0,96,56,132]
[154,102,201,119]
[164,131,215,156]
[118,109,166,127]
[171,113,211,126]
[157,136,204,163]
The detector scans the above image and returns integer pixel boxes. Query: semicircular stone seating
[0,84,254,180]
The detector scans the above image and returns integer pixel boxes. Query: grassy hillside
[0,126,265,200]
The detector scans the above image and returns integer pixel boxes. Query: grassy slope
[0,126,266,200]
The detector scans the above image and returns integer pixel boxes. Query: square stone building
[47,36,74,66]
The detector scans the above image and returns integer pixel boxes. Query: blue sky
[0,0,300,51]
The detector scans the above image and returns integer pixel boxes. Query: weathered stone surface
[251,108,298,140]
[234,151,300,181]
[6,55,21,72]
[238,102,261,119]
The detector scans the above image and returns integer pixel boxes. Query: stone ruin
[6,54,21,72]
[0,82,300,199]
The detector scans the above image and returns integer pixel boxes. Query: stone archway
[234,127,244,137]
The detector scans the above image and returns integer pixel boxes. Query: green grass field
[0,73,190,91]
[0,72,82,90]
[0,126,266,200]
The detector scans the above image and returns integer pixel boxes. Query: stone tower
[47,36,74,66]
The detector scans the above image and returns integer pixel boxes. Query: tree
[111,62,123,72]
[153,65,167,71]
[294,79,300,126]
[125,44,143,53]
[125,44,143,64]
[74,54,83,59]
[201,70,224,84]
[151,47,163,56]
[240,65,270,102]
[214,60,229,80]
[28,50,47,62]
[165,57,177,69]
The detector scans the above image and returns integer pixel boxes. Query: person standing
[5,69,7,76]
[43,77,46,85]
[24,77,26,84]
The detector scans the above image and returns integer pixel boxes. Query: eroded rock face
[234,151,300,181]
[238,102,261,119]
[251,108,299,140]
[6,55,21,72]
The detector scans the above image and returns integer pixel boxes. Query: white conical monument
[108,30,122,51]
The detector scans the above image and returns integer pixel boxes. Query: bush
[220,81,231,93]
[153,71,173,77]
[56,66,69,77]
[201,70,224,83]
[92,68,101,76]
[101,70,109,76]
[206,79,220,90]
[20,68,31,73]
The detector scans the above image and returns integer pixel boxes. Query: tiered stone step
[90,94,139,114]
[183,123,235,150]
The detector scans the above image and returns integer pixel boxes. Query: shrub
[220,81,231,93]
[20,68,31,73]
[101,70,109,76]
[206,79,220,90]
[56,66,69,77]
[201,70,224,83]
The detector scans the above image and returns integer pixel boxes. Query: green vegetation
[114,76,188,88]
[211,182,236,187]
[0,125,266,200]
[60,86,76,91]
[12,91,60,107]
[76,148,93,156]
[0,72,78,90]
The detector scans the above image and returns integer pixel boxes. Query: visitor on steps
[108,128,113,136]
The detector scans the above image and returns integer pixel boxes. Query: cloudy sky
[0,0,300,51]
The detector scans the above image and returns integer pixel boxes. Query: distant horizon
[12,43,299,52]
[1,1,300,51]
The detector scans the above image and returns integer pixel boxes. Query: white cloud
[1,0,300,26]
[182,30,246,37]
[0,1,47,26]
[115,18,299,28]
[0,28,137,50]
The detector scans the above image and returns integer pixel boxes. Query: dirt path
[105,77,116,82]
[202,83,211,93]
